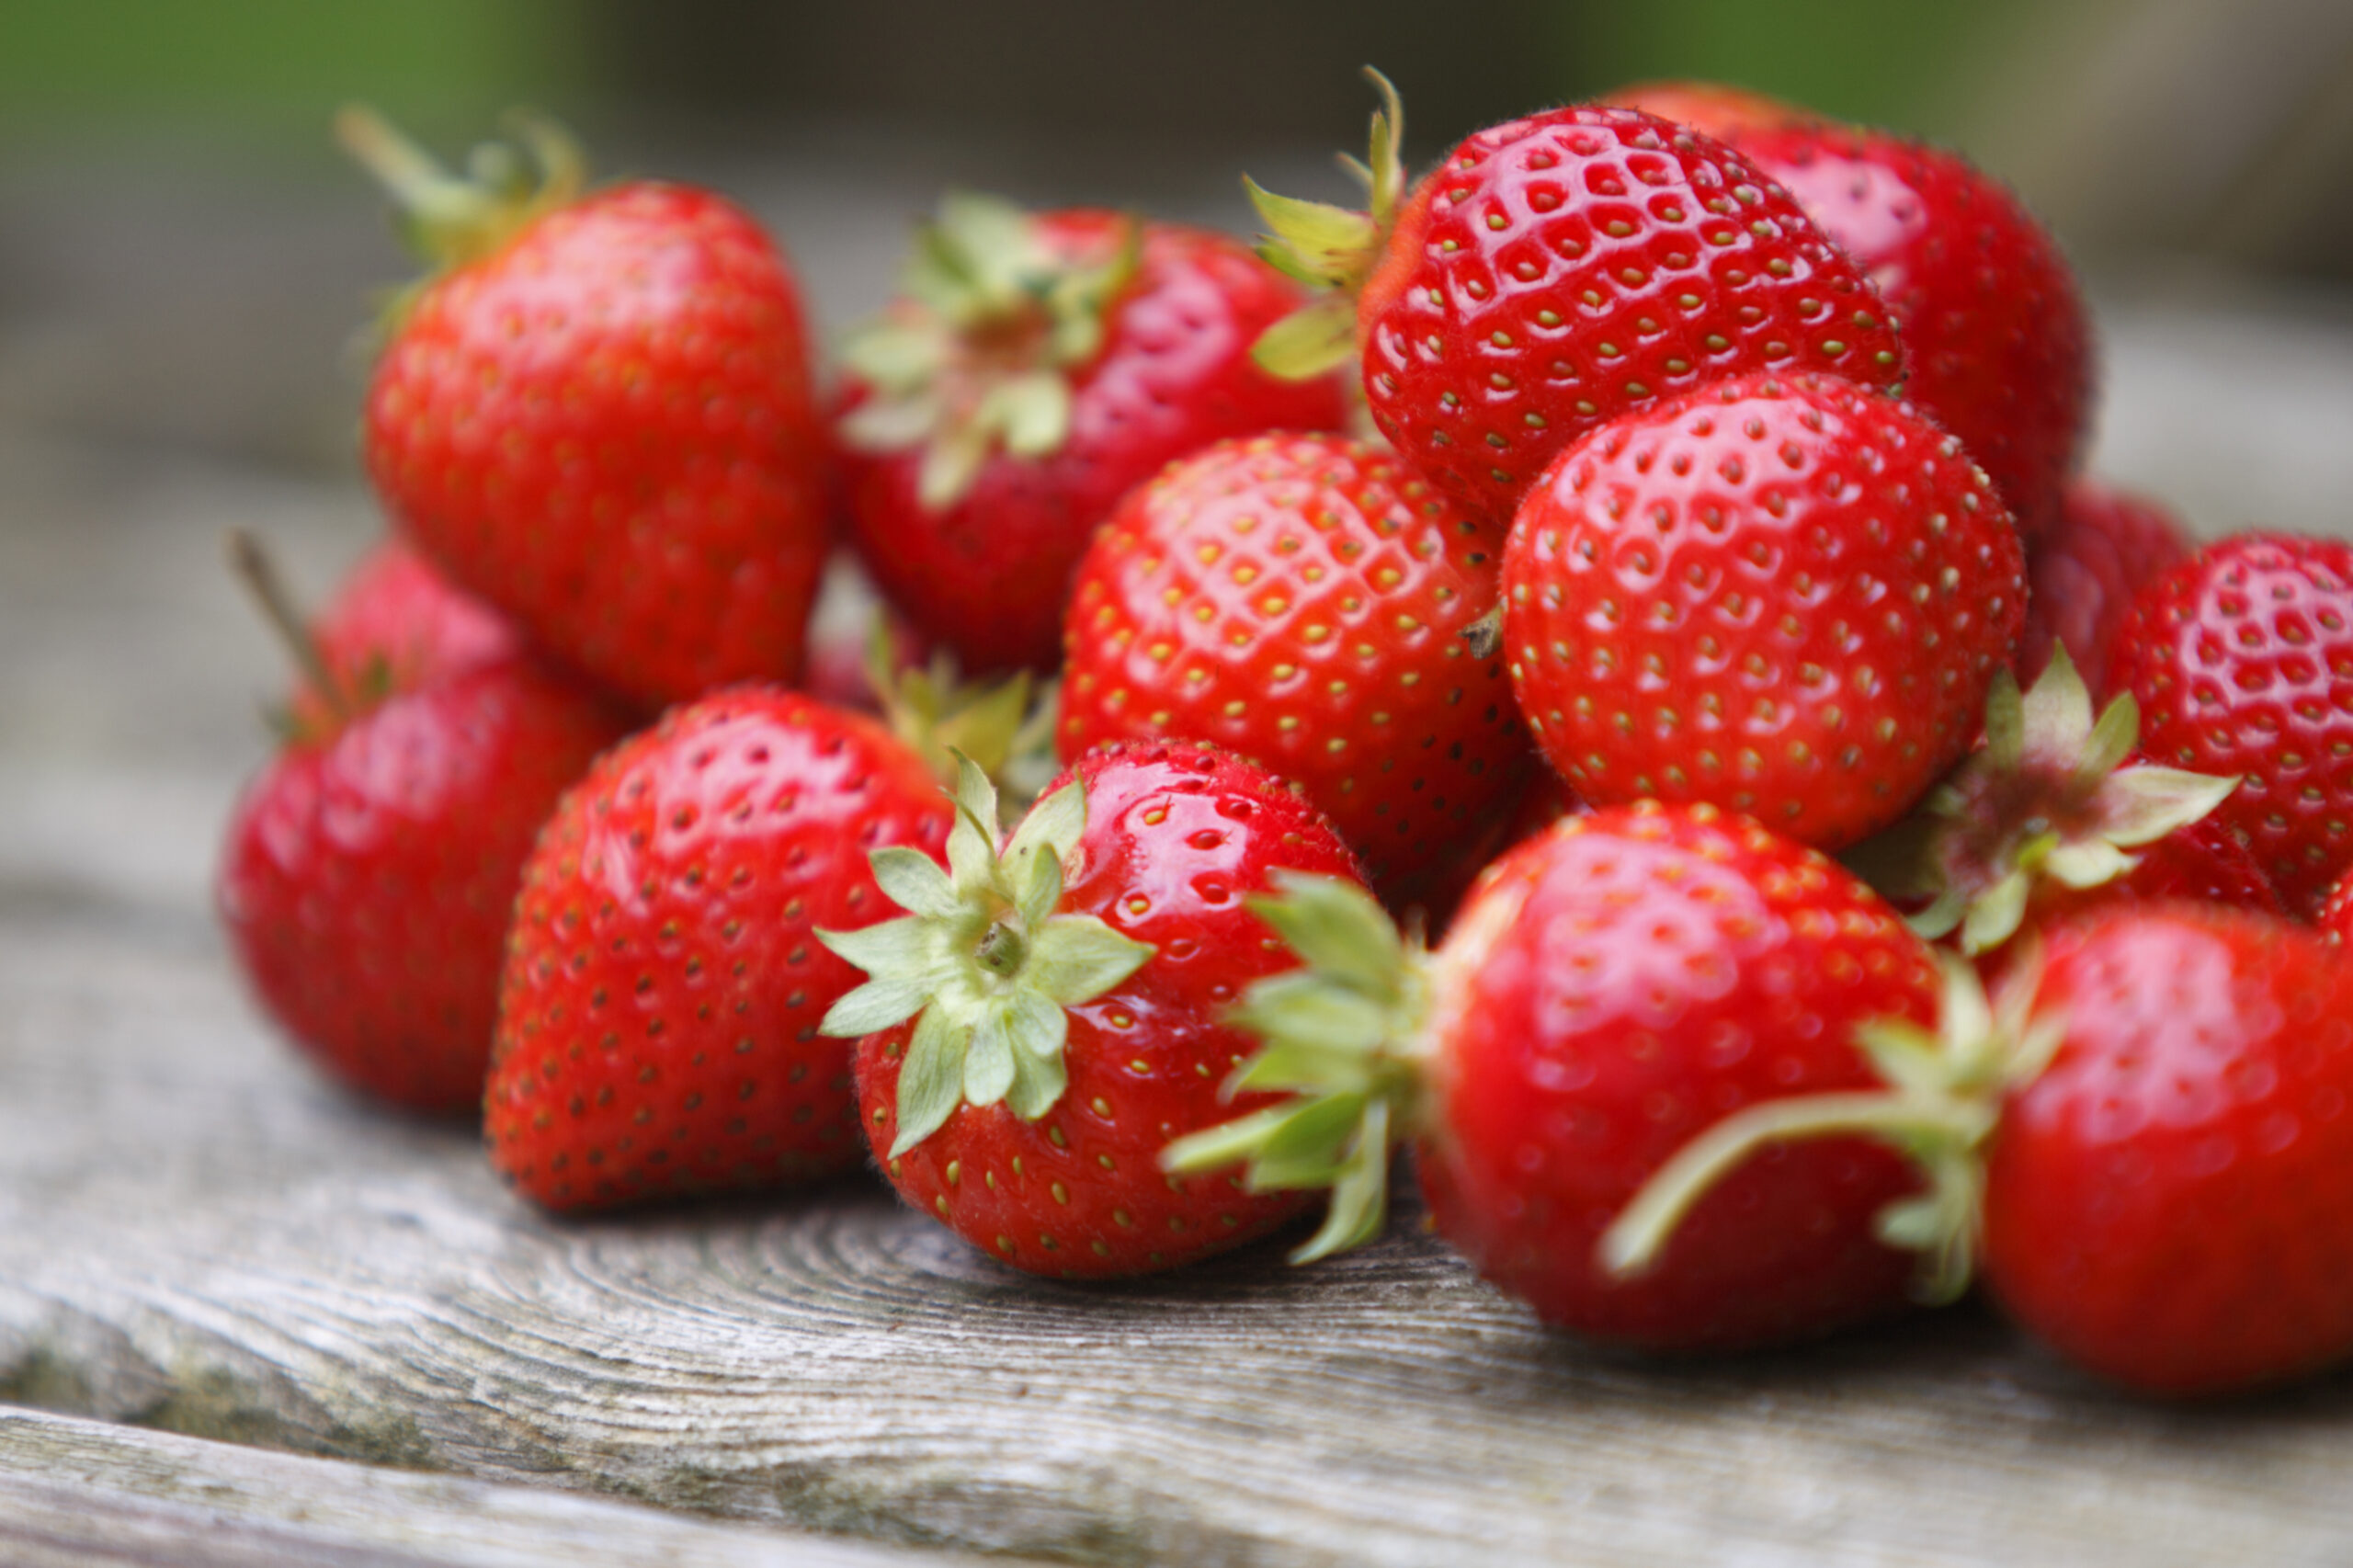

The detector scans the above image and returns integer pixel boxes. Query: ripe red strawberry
[2018,481,2193,698]
[1981,904,2353,1394]
[219,540,628,1112]
[346,110,830,708]
[2109,533,2353,916]
[1173,801,1946,1351]
[819,742,1364,1277]
[1503,370,2025,851]
[1250,75,1905,522]
[1054,432,1531,899]
[484,688,952,1210]
[834,196,1350,673]
[1610,82,2095,542]
[284,536,521,736]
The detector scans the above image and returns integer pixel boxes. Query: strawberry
[2109,533,2353,915]
[1976,904,2353,1393]
[834,196,1351,673]
[1502,370,2025,851]
[484,688,952,1210]
[818,742,1364,1277]
[284,536,521,737]
[1249,74,1905,522]
[2018,480,2193,698]
[1172,801,1946,1351]
[1054,432,1532,899]
[218,537,628,1113]
[345,109,831,708]
[1610,82,2096,542]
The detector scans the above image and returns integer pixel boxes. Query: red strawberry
[346,110,830,708]
[2109,533,2353,915]
[285,536,521,736]
[1503,370,2024,851]
[2018,481,2193,698]
[1611,82,2096,542]
[1981,905,2353,1394]
[219,538,628,1112]
[1250,75,1905,522]
[1055,432,1531,899]
[2323,864,2353,942]
[835,196,1350,673]
[819,742,1364,1277]
[484,688,952,1210]
[1173,801,1946,1351]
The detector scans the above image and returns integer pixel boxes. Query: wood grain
[0,1407,1007,1568]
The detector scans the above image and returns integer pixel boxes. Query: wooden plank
[0,1407,1006,1568]
[7,894,2353,1567]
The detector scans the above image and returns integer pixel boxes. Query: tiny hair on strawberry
[1169,801,1947,1351]
[344,107,833,709]
[1247,70,1906,523]
[818,741,1366,1278]
[834,194,1353,674]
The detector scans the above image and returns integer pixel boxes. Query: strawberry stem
[1597,1091,1993,1283]
[224,528,346,724]
[336,104,586,272]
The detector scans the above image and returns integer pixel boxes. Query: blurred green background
[2,0,2350,491]
[5,0,2349,270]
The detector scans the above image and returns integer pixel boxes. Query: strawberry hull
[839,216,1350,674]
[851,743,1365,1278]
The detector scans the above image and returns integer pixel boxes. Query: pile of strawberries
[219,78,2353,1401]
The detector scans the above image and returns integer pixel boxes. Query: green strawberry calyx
[836,193,1143,511]
[1601,952,2065,1304]
[1904,645,2241,954]
[1161,872,1433,1264]
[336,105,586,278]
[1245,66,1408,381]
[816,756,1154,1157]
[867,621,1061,811]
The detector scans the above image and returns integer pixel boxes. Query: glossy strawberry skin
[1056,433,1531,895]
[1504,371,2025,851]
[1415,801,1942,1351]
[1620,87,2095,544]
[2018,481,2193,699]
[1358,106,1905,522]
[1983,904,2353,1394]
[220,657,629,1113]
[855,742,1364,1278]
[366,183,830,709]
[486,688,951,1210]
[2109,534,2353,916]
[839,217,1350,674]
[286,538,521,737]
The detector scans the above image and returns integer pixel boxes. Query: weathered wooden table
[6,142,2353,1565]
